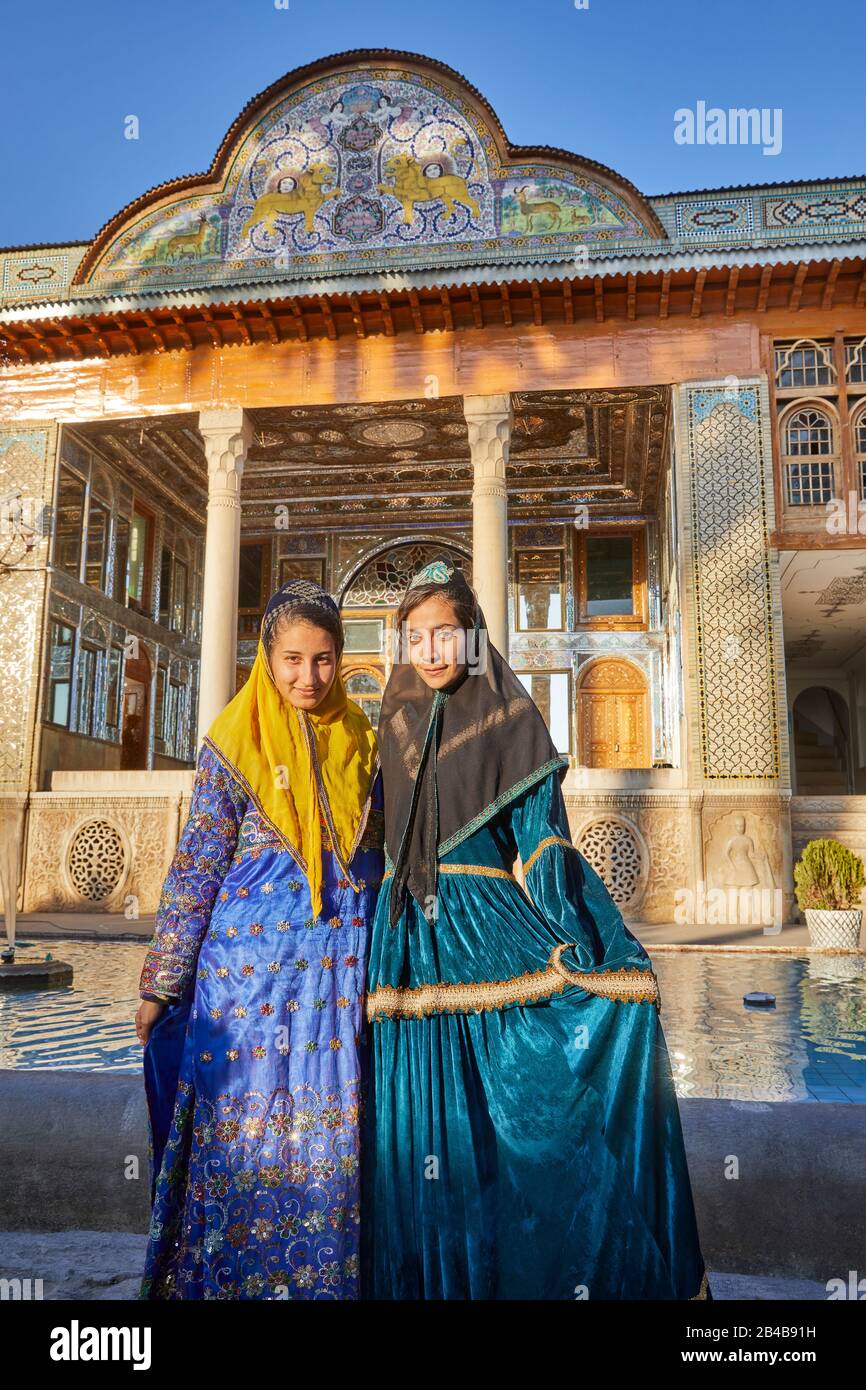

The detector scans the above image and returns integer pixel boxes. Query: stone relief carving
[636,809,691,921]
[703,809,780,890]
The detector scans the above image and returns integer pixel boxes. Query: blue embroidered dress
[362,769,709,1301]
[139,739,384,1300]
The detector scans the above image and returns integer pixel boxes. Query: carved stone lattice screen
[679,385,782,780]
[576,817,644,909]
[67,820,126,902]
[343,543,471,607]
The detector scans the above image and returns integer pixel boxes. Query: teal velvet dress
[362,769,709,1301]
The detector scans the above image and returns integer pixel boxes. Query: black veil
[379,560,567,926]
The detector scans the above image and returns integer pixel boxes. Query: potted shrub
[793,839,865,949]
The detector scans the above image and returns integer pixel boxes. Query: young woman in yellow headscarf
[135,579,382,1300]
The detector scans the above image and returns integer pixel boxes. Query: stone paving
[0,1231,832,1301]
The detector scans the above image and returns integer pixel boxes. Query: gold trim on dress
[366,942,660,1021]
[689,1271,710,1300]
[440,863,514,881]
[382,863,514,884]
[522,835,575,875]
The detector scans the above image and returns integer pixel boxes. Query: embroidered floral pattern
[139,748,248,999]
[140,1082,363,1301]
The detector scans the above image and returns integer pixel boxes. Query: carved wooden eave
[2,253,865,366]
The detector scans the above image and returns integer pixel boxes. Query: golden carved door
[578,659,650,768]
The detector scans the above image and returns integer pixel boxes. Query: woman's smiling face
[268,619,338,710]
[404,594,467,690]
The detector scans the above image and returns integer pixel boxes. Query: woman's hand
[136,998,167,1047]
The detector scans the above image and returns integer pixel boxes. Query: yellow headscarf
[205,624,378,919]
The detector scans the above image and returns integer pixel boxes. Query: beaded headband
[406,558,457,590]
[261,579,341,647]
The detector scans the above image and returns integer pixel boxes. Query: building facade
[2,49,866,931]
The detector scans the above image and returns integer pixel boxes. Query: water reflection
[655,952,866,1103]
[2,941,866,1101]
[0,939,147,1072]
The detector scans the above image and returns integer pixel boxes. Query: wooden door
[578,660,650,768]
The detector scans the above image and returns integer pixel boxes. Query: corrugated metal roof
[1,240,863,327]
[648,174,866,201]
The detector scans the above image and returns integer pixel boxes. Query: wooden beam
[469,283,484,330]
[562,280,574,325]
[530,281,543,326]
[47,319,83,359]
[167,311,193,351]
[408,288,424,334]
[231,307,252,347]
[789,262,808,311]
[257,302,280,345]
[761,330,785,520]
[197,306,223,348]
[25,322,59,361]
[834,328,856,496]
[4,251,863,366]
[0,325,29,364]
[725,266,740,317]
[290,301,308,341]
[690,268,707,319]
[349,294,366,338]
[111,316,140,355]
[659,271,671,319]
[140,311,169,352]
[757,264,773,312]
[626,273,637,321]
[317,296,337,341]
[822,259,841,311]
[378,292,395,336]
[440,287,454,333]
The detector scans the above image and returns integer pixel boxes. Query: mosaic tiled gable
[77,67,654,294]
[678,384,782,782]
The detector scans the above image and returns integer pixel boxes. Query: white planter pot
[804,908,863,950]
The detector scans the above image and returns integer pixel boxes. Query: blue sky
[2,0,863,247]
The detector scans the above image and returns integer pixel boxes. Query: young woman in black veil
[361,557,709,1301]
